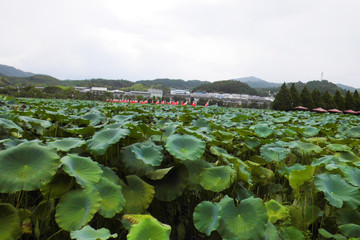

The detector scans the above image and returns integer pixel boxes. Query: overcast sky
[1,0,360,87]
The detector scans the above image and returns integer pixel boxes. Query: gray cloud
[1,0,359,87]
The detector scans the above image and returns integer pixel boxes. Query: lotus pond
[1,96,360,240]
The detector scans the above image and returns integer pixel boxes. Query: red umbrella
[327,109,343,114]
[343,110,358,114]
[294,106,308,111]
[312,107,328,113]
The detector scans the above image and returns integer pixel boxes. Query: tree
[289,83,301,107]
[272,83,293,111]
[333,90,345,110]
[300,86,314,109]
[311,89,324,108]
[344,90,355,110]
[322,91,336,109]
[353,90,360,111]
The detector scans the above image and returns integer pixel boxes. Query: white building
[148,88,163,98]
[108,90,125,98]
[90,87,108,95]
[170,89,190,95]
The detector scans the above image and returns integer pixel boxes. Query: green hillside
[193,80,258,95]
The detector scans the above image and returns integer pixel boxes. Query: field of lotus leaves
[1,96,360,240]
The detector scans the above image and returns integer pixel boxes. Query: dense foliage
[1,96,360,239]
[192,80,258,95]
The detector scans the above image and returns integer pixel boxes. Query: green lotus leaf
[336,151,360,162]
[0,141,60,193]
[264,222,281,240]
[342,166,360,187]
[280,226,305,240]
[112,114,134,123]
[2,139,27,149]
[0,203,22,240]
[301,126,320,137]
[252,123,273,138]
[319,228,347,240]
[265,200,289,224]
[93,177,126,218]
[0,118,23,132]
[193,201,222,236]
[274,116,290,123]
[312,155,349,170]
[278,163,306,177]
[182,159,212,190]
[165,134,206,161]
[339,224,360,238]
[346,126,360,138]
[151,122,178,141]
[122,214,157,225]
[218,196,268,240]
[120,141,156,175]
[70,225,118,240]
[131,143,163,167]
[48,138,85,152]
[99,164,120,184]
[41,171,75,199]
[31,199,55,221]
[314,173,360,209]
[61,154,103,188]
[18,116,52,128]
[291,141,322,157]
[127,218,171,240]
[148,165,188,201]
[55,188,102,231]
[86,128,130,156]
[145,167,174,180]
[81,111,105,126]
[67,126,96,136]
[260,143,289,163]
[199,166,236,192]
[337,208,360,225]
[121,175,154,213]
[289,165,315,190]
[245,161,274,185]
[327,144,352,152]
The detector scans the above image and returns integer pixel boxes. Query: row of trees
[273,83,360,111]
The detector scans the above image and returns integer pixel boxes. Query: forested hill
[136,78,209,90]
[287,80,345,95]
[192,80,258,95]
[0,64,35,77]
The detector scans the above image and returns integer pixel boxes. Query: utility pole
[321,72,323,81]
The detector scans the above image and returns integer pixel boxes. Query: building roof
[91,87,107,91]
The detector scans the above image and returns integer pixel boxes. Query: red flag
[204,101,209,107]
[192,101,196,107]
[184,101,188,106]
[156,100,160,104]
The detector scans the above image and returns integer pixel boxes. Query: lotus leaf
[319,228,347,240]
[289,165,315,190]
[112,114,134,122]
[93,177,126,218]
[165,134,206,161]
[265,200,289,224]
[339,224,360,238]
[99,164,120,184]
[0,203,22,240]
[120,142,156,175]
[193,201,222,236]
[291,141,322,157]
[121,175,154,213]
[122,214,156,225]
[31,199,55,221]
[149,165,188,201]
[86,128,130,155]
[260,143,289,163]
[342,166,360,186]
[327,144,352,152]
[199,166,235,192]
[278,163,306,177]
[55,188,102,231]
[145,167,174,180]
[252,123,273,138]
[0,141,60,193]
[314,173,360,209]
[18,116,52,128]
[264,222,281,240]
[280,226,305,240]
[183,159,212,190]
[70,225,118,240]
[301,126,320,137]
[337,208,360,225]
[218,196,268,240]
[346,126,360,138]
[81,111,104,126]
[48,138,85,152]
[312,155,349,170]
[41,171,75,199]
[245,161,274,184]
[61,154,103,188]
[0,118,23,132]
[131,143,163,167]
[127,218,171,240]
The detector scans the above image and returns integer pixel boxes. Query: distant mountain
[233,76,282,88]
[336,83,359,92]
[193,80,258,95]
[0,64,35,77]
[287,80,346,95]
